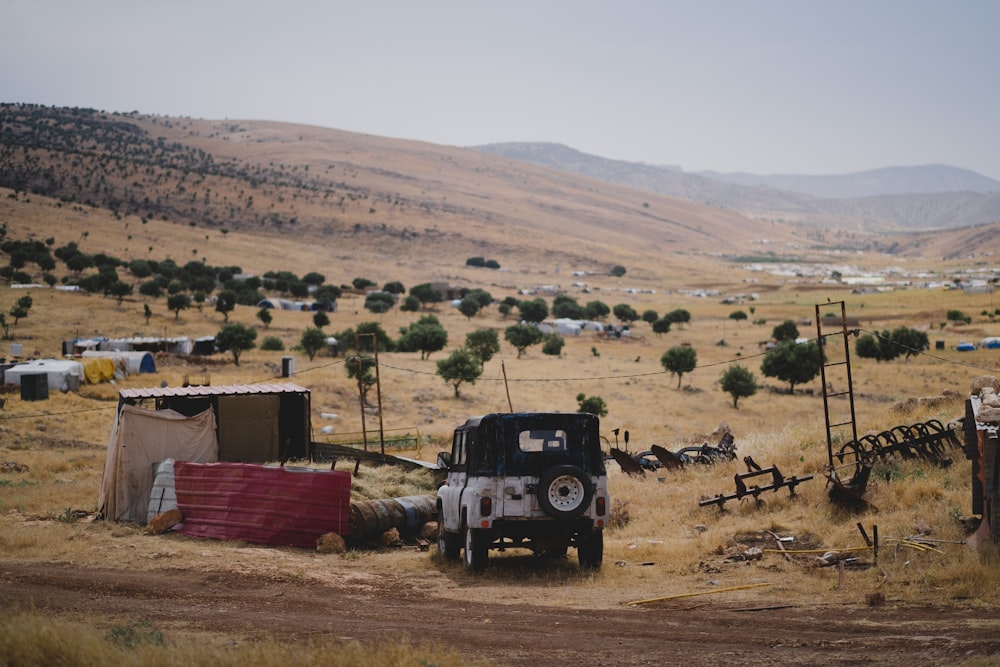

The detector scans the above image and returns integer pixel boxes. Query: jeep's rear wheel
[437,517,461,560]
[577,530,604,570]
[464,526,489,573]
[537,465,593,519]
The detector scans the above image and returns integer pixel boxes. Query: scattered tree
[661,345,697,388]
[651,317,672,337]
[761,339,823,393]
[771,319,799,342]
[518,298,549,324]
[166,293,190,319]
[313,311,330,329]
[260,335,285,351]
[720,364,757,408]
[466,328,500,363]
[613,303,639,324]
[143,303,152,325]
[505,324,544,358]
[346,353,377,405]
[542,333,565,356]
[576,393,608,417]
[458,296,481,319]
[9,294,32,325]
[215,289,236,321]
[436,348,483,397]
[397,315,448,359]
[609,265,626,277]
[729,310,748,324]
[215,323,257,366]
[256,307,273,329]
[364,291,395,314]
[300,327,328,361]
[641,309,659,325]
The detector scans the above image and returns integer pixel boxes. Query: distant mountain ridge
[697,165,1000,199]
[473,142,1000,231]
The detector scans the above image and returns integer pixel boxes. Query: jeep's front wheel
[537,465,594,519]
[464,526,489,573]
[577,530,604,570]
[437,517,461,560]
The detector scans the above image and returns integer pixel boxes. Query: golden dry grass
[2,114,1000,662]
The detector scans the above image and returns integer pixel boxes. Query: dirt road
[3,560,998,666]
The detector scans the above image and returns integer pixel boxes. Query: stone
[380,527,402,547]
[419,521,438,541]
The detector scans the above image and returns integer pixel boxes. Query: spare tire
[537,465,593,519]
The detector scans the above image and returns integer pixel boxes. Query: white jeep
[435,412,609,573]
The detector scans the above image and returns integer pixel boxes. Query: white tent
[3,358,84,390]
[98,404,218,523]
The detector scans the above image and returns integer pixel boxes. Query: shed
[117,383,312,463]
[100,383,313,523]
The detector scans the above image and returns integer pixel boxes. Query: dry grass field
[2,109,1000,664]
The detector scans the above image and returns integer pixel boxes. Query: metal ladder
[815,301,858,469]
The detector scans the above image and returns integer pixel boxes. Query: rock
[316,532,346,554]
[971,376,1000,396]
[913,523,933,535]
[148,508,182,535]
[978,407,1000,424]
[419,521,438,541]
[743,546,764,561]
[380,527,402,547]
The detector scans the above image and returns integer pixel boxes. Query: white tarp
[3,358,84,390]
[98,404,218,523]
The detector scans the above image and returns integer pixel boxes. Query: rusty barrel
[349,494,436,540]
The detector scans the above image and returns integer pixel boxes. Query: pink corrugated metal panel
[120,383,309,399]
[173,462,351,548]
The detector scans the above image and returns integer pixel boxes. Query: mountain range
[473,142,1000,232]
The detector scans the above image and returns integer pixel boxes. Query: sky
[3,1,999,180]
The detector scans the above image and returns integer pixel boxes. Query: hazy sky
[3,1,998,180]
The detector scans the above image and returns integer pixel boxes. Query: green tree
[166,293,190,319]
[946,309,971,325]
[609,265,626,277]
[364,291,395,314]
[313,311,330,329]
[552,295,584,319]
[761,339,823,393]
[466,328,500,363]
[505,324,543,358]
[576,393,608,417]
[215,289,237,322]
[300,327,328,361]
[584,300,610,320]
[256,307,273,329]
[661,345,697,388]
[889,326,930,360]
[651,317,672,337]
[518,298,549,323]
[641,309,659,325]
[260,335,285,351]
[9,294,32,325]
[771,319,799,342]
[398,315,448,360]
[215,323,257,366]
[108,280,133,306]
[720,364,757,408]
[382,280,405,295]
[436,348,484,397]
[542,333,565,356]
[346,353,377,405]
[458,296,481,319]
[729,310,748,324]
[143,303,152,325]
[409,283,442,309]
[401,294,421,312]
[664,308,691,329]
[613,303,639,324]
[352,277,376,290]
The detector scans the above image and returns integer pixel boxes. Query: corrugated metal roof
[119,382,309,399]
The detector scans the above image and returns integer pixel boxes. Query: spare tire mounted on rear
[537,465,593,519]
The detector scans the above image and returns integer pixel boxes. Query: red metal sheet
[173,462,351,548]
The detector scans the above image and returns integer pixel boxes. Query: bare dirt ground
[4,559,999,666]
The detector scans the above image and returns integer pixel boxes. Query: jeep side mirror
[436,451,452,469]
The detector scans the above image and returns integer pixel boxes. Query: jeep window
[451,429,468,470]
[518,429,567,452]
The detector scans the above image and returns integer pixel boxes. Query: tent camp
[99,383,314,523]
[3,359,84,391]
[82,350,156,375]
